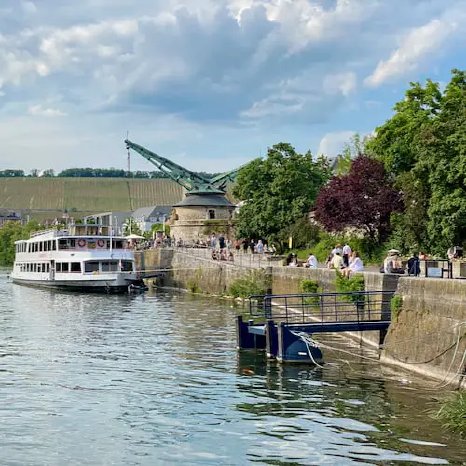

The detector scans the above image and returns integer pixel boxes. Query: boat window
[70,262,81,273]
[46,263,50,272]
[58,239,68,250]
[101,261,118,272]
[62,262,69,272]
[84,261,99,273]
[52,241,56,251]
[121,261,133,272]
[56,263,61,272]
[113,240,124,249]
[69,239,76,248]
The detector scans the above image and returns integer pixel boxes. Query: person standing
[342,243,352,267]
[407,252,420,277]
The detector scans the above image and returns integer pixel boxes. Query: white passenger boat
[11,223,143,293]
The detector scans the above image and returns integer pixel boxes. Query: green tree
[233,143,331,249]
[366,70,466,254]
[0,221,41,266]
[123,218,143,236]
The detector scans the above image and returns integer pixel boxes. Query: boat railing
[30,228,68,238]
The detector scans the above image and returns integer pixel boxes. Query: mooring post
[265,319,277,359]
[236,315,255,350]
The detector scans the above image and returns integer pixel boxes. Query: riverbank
[137,248,466,389]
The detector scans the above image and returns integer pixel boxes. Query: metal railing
[248,291,394,325]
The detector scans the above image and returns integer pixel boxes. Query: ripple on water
[0,279,464,465]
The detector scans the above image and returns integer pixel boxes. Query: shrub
[187,268,202,293]
[300,279,319,294]
[390,295,403,320]
[228,270,269,298]
[335,271,365,305]
[300,279,321,307]
[435,391,466,436]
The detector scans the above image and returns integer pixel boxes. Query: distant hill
[0,177,184,221]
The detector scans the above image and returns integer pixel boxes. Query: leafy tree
[123,218,143,236]
[367,69,466,254]
[233,143,331,249]
[314,155,402,245]
[0,220,41,266]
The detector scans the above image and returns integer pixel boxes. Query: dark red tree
[314,155,402,242]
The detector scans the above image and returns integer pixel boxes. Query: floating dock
[237,291,393,364]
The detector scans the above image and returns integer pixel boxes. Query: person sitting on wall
[342,251,364,278]
[330,251,344,270]
[382,250,404,274]
[305,253,318,268]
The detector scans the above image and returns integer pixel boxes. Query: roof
[174,194,235,208]
[132,205,172,218]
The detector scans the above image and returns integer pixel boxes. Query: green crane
[125,139,242,195]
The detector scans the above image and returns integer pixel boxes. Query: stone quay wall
[138,249,466,387]
[381,277,466,388]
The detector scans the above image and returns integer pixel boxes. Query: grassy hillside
[0,178,184,220]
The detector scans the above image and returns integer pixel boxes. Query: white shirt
[306,255,318,268]
[343,244,352,255]
[349,257,364,272]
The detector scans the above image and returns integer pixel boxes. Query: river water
[0,270,464,466]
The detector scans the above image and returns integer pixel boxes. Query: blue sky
[0,0,465,173]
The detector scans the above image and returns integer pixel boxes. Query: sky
[0,0,465,174]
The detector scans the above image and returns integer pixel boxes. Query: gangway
[236,290,393,364]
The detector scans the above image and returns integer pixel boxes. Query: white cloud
[318,131,355,157]
[365,17,458,87]
[0,0,464,171]
[323,72,357,96]
[28,104,67,117]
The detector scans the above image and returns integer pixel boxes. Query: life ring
[77,239,86,248]
[97,239,105,248]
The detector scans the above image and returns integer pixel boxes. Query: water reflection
[0,274,464,465]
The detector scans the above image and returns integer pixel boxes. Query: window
[84,261,99,273]
[208,209,215,219]
[62,262,69,272]
[101,261,118,272]
[121,261,133,272]
[58,239,68,250]
[70,262,81,273]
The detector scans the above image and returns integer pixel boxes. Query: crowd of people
[324,243,364,278]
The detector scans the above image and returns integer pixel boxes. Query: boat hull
[11,277,141,293]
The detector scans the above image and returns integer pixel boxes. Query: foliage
[233,143,331,250]
[367,69,466,255]
[300,279,320,294]
[300,279,321,306]
[228,270,269,298]
[284,215,321,250]
[123,218,143,236]
[150,223,170,237]
[390,295,403,320]
[435,391,466,436]
[0,170,24,177]
[335,271,365,304]
[187,269,202,293]
[314,155,402,246]
[0,221,41,266]
[334,133,366,176]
